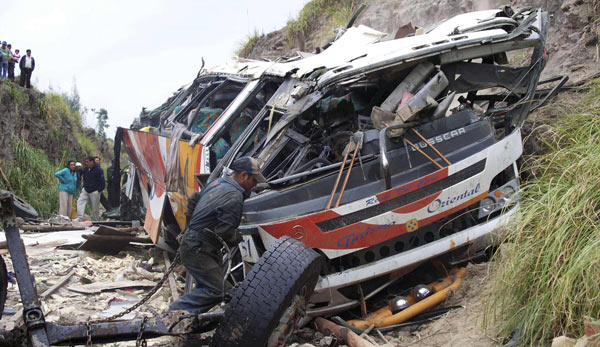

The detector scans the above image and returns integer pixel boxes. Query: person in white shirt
[19,49,35,89]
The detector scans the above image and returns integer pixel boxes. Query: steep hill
[0,80,112,216]
[248,0,599,83]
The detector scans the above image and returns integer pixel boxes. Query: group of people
[0,41,35,88]
[54,156,105,221]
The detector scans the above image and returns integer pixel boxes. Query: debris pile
[0,225,179,330]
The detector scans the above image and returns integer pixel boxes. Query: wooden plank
[1,239,70,254]
[12,268,76,324]
[94,225,138,236]
[163,251,179,301]
[81,235,151,243]
[67,280,156,294]
[20,224,85,232]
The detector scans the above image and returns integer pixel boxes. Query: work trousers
[0,61,7,79]
[20,68,32,88]
[58,191,73,218]
[77,189,100,221]
[7,63,14,81]
[169,229,227,313]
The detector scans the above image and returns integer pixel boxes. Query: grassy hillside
[485,80,600,345]
[237,0,361,58]
[0,137,60,218]
[0,81,107,218]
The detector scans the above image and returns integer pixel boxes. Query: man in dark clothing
[169,157,266,313]
[19,49,35,89]
[74,162,83,192]
[76,156,105,221]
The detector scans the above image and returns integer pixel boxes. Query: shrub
[0,137,61,218]
[285,0,364,48]
[484,80,600,345]
[75,132,98,156]
[236,29,262,59]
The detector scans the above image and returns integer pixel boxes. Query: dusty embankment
[252,0,599,84]
[0,81,111,164]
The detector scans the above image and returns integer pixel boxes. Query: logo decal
[291,225,305,240]
[427,183,481,213]
[410,127,466,151]
[366,197,380,206]
[336,222,396,248]
[406,219,419,232]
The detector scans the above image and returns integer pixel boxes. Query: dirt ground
[384,263,499,347]
[0,231,501,347]
[284,262,500,347]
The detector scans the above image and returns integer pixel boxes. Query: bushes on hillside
[485,80,600,345]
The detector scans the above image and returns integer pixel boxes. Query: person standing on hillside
[76,156,105,221]
[0,41,9,80]
[6,44,16,82]
[11,49,20,81]
[54,161,78,218]
[19,49,35,89]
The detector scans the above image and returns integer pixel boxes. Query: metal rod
[0,194,50,346]
[404,138,444,169]
[335,142,360,208]
[403,137,413,169]
[163,251,179,301]
[410,128,452,166]
[307,276,401,317]
[379,128,391,190]
[327,139,352,209]
[269,154,375,185]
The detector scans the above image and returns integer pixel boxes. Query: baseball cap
[230,157,267,183]
[75,162,82,167]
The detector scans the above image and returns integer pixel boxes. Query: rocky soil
[0,81,112,165]
[253,0,599,84]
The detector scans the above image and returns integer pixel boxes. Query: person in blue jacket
[54,161,78,217]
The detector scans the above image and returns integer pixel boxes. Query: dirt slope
[252,0,599,83]
[0,81,112,164]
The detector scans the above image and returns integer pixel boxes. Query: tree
[64,80,81,114]
[61,79,90,126]
[93,108,109,139]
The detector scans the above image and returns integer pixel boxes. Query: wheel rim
[266,286,307,347]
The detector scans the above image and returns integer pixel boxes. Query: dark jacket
[19,55,35,70]
[186,176,245,247]
[76,171,82,192]
[82,164,105,193]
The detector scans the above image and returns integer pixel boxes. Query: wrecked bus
[121,7,549,346]
[120,59,276,246]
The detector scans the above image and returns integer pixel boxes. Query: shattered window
[207,79,283,164]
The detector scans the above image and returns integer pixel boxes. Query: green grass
[236,29,262,59]
[41,92,82,125]
[75,132,98,156]
[0,81,28,105]
[285,0,362,49]
[0,137,61,218]
[484,80,600,345]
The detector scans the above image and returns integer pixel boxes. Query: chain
[136,317,148,347]
[89,252,180,323]
[85,320,92,346]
